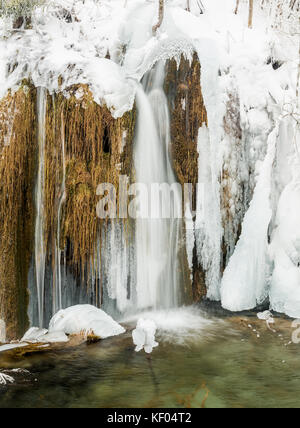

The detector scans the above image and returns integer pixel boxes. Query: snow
[0,0,298,318]
[269,174,300,318]
[0,343,29,353]
[195,121,222,301]
[125,306,219,345]
[0,320,5,343]
[0,305,124,350]
[49,304,126,339]
[221,126,279,311]
[0,373,14,385]
[132,318,159,354]
[257,310,274,323]
[22,327,48,342]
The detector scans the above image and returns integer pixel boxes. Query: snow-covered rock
[132,318,159,354]
[49,305,126,339]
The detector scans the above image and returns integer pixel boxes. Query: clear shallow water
[0,307,300,408]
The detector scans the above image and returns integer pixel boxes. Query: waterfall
[53,112,66,315]
[34,87,47,328]
[133,62,184,310]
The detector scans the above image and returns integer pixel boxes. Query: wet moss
[0,84,37,339]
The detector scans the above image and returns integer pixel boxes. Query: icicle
[220,125,279,311]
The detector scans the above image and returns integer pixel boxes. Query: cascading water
[133,62,185,310]
[53,112,66,315]
[34,87,47,328]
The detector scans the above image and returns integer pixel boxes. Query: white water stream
[134,62,183,310]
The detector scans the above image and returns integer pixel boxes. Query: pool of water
[0,306,299,408]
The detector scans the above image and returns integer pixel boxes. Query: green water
[0,309,300,408]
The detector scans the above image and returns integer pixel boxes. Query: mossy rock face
[221,90,244,270]
[44,84,136,277]
[0,83,37,340]
[165,53,208,302]
[0,83,136,339]
[165,53,207,206]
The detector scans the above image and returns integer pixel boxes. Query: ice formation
[49,305,126,339]
[221,126,279,311]
[257,310,274,323]
[0,343,29,353]
[0,373,14,385]
[269,178,300,318]
[0,0,298,320]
